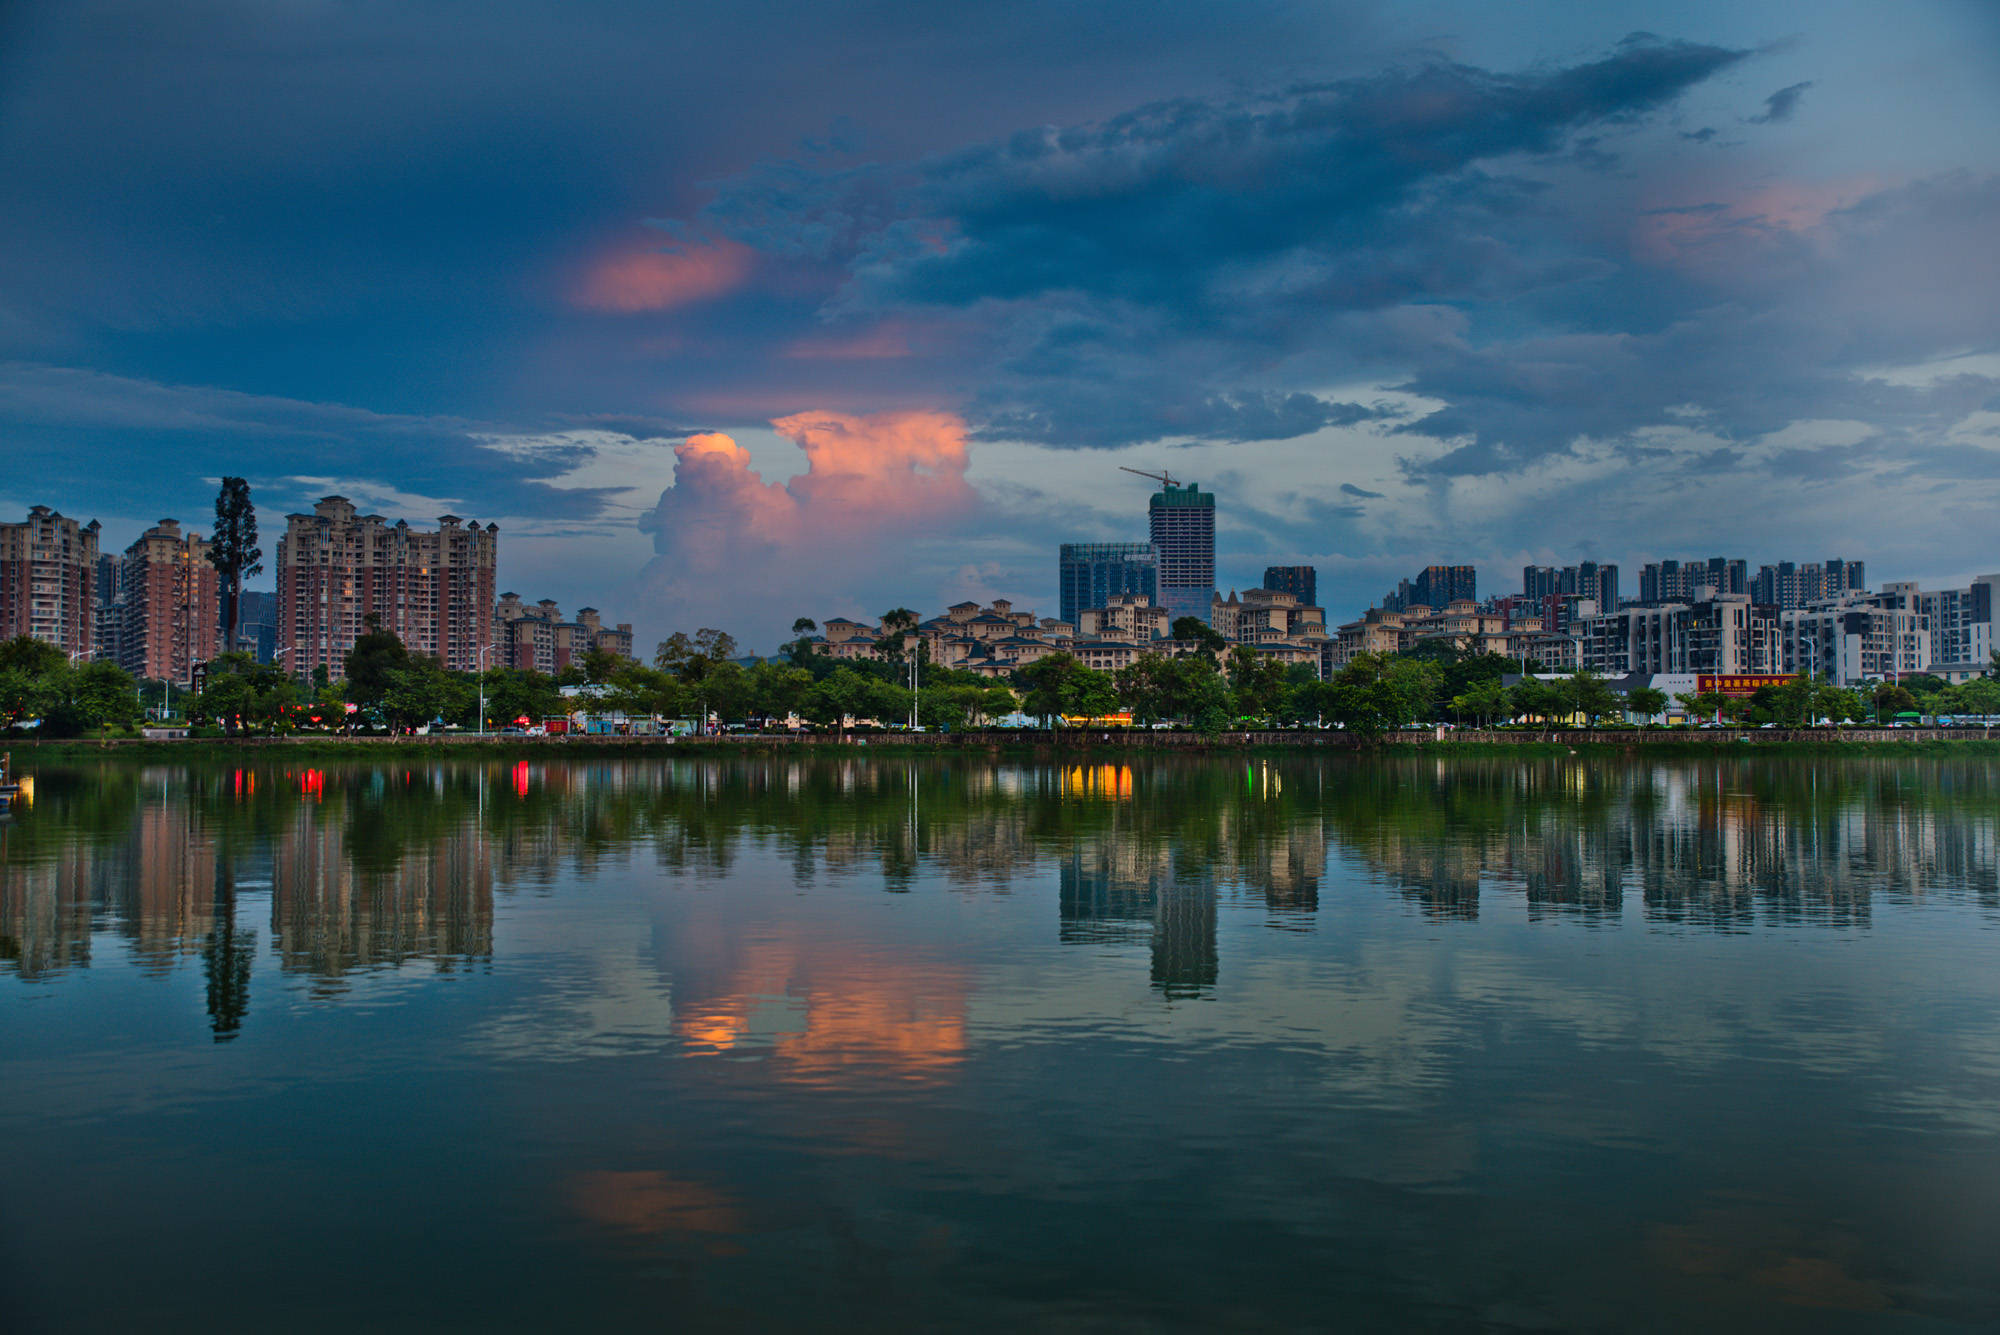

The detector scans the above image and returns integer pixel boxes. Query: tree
[192,664,257,732]
[1625,686,1669,723]
[920,681,1014,731]
[802,666,874,730]
[206,477,263,655]
[1453,678,1512,727]
[1426,652,1527,703]
[699,659,754,722]
[747,661,813,723]
[1070,667,1120,720]
[0,638,141,736]
[1169,616,1227,655]
[1225,646,1287,722]
[655,628,739,681]
[1116,652,1226,725]
[344,619,409,707]
[783,618,821,667]
[1676,689,1728,724]
[478,667,562,730]
[1514,677,1567,726]
[0,636,66,727]
[577,647,625,685]
[1813,680,1861,724]
[0,635,66,677]
[1114,654,1177,725]
[1950,676,2000,719]
[875,608,921,728]
[599,663,683,722]
[1873,681,1918,723]
[381,657,469,731]
[307,678,349,731]
[1323,653,1439,738]
[1565,668,1616,727]
[58,660,142,735]
[1016,653,1084,723]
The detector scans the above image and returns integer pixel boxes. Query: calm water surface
[3,752,1998,1332]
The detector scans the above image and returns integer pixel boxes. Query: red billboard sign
[1697,674,1796,698]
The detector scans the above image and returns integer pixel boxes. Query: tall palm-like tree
[207,478,262,658]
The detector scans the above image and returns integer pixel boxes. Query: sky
[3,0,1998,652]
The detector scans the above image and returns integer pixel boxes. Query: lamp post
[476,641,499,736]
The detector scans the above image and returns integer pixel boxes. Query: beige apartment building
[494,593,636,674]
[0,505,101,658]
[1327,599,1508,671]
[275,496,498,678]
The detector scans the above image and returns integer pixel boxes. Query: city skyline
[3,3,1998,652]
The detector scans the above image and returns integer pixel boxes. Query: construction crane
[1118,466,1179,489]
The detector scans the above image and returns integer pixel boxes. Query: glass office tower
[1059,543,1158,625]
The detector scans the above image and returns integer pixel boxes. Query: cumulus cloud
[635,409,977,644]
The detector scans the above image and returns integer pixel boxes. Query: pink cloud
[634,410,978,643]
[1632,176,1889,269]
[574,239,754,312]
[780,324,915,361]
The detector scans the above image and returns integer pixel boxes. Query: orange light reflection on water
[1060,764,1133,800]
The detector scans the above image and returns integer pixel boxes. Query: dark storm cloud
[975,386,1390,449]
[686,35,1747,448]
[1749,81,1814,124]
[720,36,1746,310]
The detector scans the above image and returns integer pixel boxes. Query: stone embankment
[16,727,1992,753]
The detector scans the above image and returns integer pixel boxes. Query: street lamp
[476,641,499,736]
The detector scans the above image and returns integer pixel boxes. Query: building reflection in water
[1052,759,1323,996]
[3,753,1997,1032]
[0,764,498,1034]
[1326,756,2000,929]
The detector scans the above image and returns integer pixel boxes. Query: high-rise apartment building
[493,594,635,675]
[93,552,124,666]
[276,496,499,679]
[0,506,101,657]
[1914,574,1997,676]
[1381,565,1477,612]
[1749,559,1865,610]
[1148,483,1215,626]
[1638,557,1747,604]
[1780,597,1927,686]
[1262,565,1317,608]
[1058,543,1158,626]
[1577,594,1780,677]
[230,590,280,663]
[1414,565,1476,608]
[1522,562,1619,616]
[118,519,219,686]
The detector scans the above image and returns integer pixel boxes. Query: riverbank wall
[10,727,1999,760]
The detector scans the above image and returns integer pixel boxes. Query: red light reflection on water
[513,761,531,798]
[298,769,324,801]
